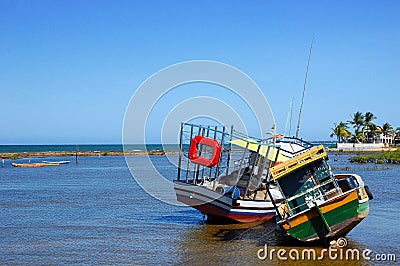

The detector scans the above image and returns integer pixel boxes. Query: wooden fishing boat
[11,162,45,168]
[269,145,373,242]
[42,160,70,164]
[173,123,313,223]
[44,162,60,166]
[42,160,70,165]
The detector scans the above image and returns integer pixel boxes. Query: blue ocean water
[0,155,398,264]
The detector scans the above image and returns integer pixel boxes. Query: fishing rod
[295,35,314,138]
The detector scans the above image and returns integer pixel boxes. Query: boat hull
[42,160,70,164]
[174,181,276,223]
[278,188,369,242]
[11,162,45,168]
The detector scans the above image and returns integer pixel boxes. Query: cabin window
[277,159,332,214]
[278,167,315,198]
[312,160,331,182]
[278,160,330,197]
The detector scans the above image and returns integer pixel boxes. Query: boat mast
[285,97,294,137]
[295,35,314,138]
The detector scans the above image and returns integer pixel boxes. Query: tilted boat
[269,145,373,242]
[11,162,46,168]
[173,123,314,223]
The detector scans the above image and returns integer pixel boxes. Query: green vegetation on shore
[349,149,400,164]
[0,153,20,160]
[0,150,172,159]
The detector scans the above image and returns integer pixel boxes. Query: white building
[365,126,395,145]
[378,132,394,145]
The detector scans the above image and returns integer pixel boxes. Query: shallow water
[0,154,398,265]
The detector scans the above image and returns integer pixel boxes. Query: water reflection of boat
[11,162,45,168]
[270,145,373,242]
[173,123,313,224]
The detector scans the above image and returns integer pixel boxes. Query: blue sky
[0,0,399,144]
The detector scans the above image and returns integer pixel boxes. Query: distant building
[337,126,396,150]
[337,142,385,150]
[378,132,394,145]
[364,126,395,145]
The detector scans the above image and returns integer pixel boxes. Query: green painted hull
[282,196,369,242]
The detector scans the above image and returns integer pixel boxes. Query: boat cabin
[270,146,344,216]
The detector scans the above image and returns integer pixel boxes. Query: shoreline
[0,150,180,159]
[1,147,397,159]
[326,147,397,153]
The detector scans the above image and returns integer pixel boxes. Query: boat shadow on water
[206,219,330,247]
[175,218,373,265]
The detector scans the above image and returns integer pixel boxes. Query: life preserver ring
[188,136,221,167]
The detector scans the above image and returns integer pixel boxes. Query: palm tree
[348,111,365,132]
[380,122,394,145]
[365,123,380,143]
[354,129,366,143]
[330,122,350,143]
[364,112,376,125]
[363,112,377,142]
[382,122,393,137]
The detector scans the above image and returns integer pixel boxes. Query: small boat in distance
[11,160,70,167]
[270,145,373,242]
[42,160,70,165]
[44,162,60,166]
[11,162,46,168]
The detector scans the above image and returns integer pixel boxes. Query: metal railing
[283,179,342,216]
[177,123,317,200]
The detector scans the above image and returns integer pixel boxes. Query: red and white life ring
[188,136,221,167]
[274,134,285,139]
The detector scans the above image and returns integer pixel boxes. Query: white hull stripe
[176,188,276,213]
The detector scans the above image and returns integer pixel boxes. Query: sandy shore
[0,150,180,159]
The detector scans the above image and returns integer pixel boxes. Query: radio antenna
[295,35,314,138]
[284,97,294,137]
